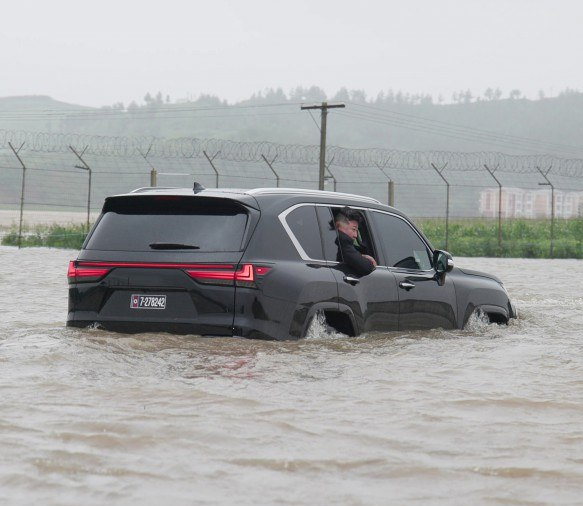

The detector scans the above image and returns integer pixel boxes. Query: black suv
[67,185,516,340]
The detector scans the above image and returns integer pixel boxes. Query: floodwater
[1,247,582,506]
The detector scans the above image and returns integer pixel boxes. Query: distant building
[479,188,583,219]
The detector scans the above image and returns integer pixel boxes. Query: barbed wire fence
[1,128,583,255]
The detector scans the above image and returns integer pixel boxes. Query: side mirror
[433,250,454,285]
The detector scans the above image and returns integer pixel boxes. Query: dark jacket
[335,231,375,276]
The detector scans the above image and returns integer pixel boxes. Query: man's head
[335,207,361,240]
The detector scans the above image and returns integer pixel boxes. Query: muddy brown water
[1,247,582,505]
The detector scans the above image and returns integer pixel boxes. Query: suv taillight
[67,261,112,283]
[186,264,271,288]
[67,261,271,287]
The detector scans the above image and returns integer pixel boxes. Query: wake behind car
[67,185,516,340]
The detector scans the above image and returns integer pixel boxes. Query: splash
[464,308,492,332]
[304,311,348,340]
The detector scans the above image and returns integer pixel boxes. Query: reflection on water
[1,247,582,506]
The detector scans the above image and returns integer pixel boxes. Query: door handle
[399,280,415,290]
[344,275,360,285]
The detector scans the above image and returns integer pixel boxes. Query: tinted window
[285,205,324,259]
[85,196,248,252]
[316,206,339,262]
[371,211,432,270]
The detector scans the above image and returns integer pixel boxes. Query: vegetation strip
[2,219,582,259]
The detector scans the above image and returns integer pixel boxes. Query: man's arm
[338,233,376,275]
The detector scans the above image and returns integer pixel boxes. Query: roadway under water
[1,247,582,505]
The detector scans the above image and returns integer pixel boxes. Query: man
[334,207,377,275]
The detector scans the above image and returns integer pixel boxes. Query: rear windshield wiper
[149,242,200,250]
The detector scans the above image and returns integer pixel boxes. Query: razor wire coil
[2,128,583,177]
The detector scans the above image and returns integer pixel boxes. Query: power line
[0,102,303,121]
[341,103,583,158]
[301,102,345,189]
[336,109,554,156]
[3,99,581,158]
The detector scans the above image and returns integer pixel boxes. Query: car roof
[106,185,404,217]
[121,185,382,205]
[104,184,411,232]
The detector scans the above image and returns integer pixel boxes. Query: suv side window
[284,205,324,260]
[371,211,432,270]
[315,206,339,262]
[316,206,377,264]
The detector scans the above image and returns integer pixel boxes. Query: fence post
[375,160,395,206]
[484,164,502,254]
[324,157,336,192]
[69,146,92,232]
[8,142,27,249]
[431,162,450,251]
[536,165,555,258]
[137,144,157,187]
[203,151,221,188]
[261,154,280,187]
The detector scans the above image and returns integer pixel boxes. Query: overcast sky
[1,0,581,107]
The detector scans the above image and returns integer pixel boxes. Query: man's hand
[362,254,377,268]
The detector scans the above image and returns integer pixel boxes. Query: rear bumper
[66,316,233,336]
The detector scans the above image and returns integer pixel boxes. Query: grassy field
[1,223,88,249]
[2,219,583,259]
[417,218,583,259]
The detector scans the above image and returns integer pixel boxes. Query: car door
[316,206,399,334]
[369,210,458,330]
[274,203,341,338]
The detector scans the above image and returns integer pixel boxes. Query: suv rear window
[84,196,249,252]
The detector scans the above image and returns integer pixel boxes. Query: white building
[480,187,583,219]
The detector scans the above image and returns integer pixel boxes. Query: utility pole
[301,102,345,190]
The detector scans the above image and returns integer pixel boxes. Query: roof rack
[247,187,381,204]
[126,186,382,205]
[130,187,179,193]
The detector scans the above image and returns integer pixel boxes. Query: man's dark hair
[335,206,361,225]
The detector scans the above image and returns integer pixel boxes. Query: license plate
[130,294,167,309]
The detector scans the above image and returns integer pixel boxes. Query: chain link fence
[1,129,582,256]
